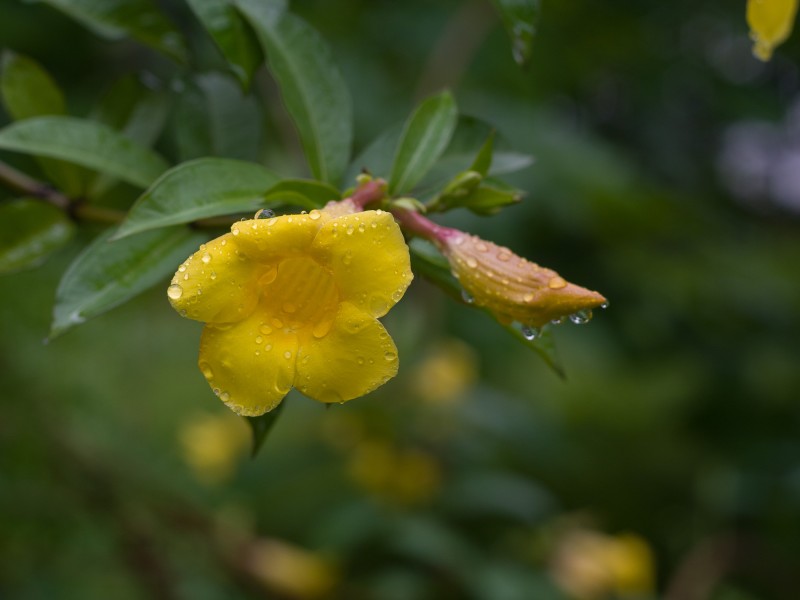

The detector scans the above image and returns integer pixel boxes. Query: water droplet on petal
[357,357,365,365]
[283,302,297,313]
[521,325,540,340]
[313,319,333,339]
[178,265,186,273]
[466,257,478,268]
[498,250,511,262]
[548,276,567,289]
[259,266,277,286]
[210,271,217,280]
[220,239,227,246]
[256,208,275,219]
[551,317,564,325]
[265,344,273,351]
[255,335,263,344]
[220,392,230,403]
[231,225,240,236]
[201,253,211,264]
[309,210,321,220]
[342,251,352,266]
[167,284,183,299]
[271,317,284,329]
[384,351,397,361]
[199,361,214,379]
[600,301,610,310]
[461,289,474,304]
[260,324,273,335]
[284,351,292,359]
[569,309,593,325]
[523,292,535,303]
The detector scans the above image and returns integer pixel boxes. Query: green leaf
[345,122,403,185]
[0,116,169,188]
[0,51,89,196]
[1,51,66,119]
[389,91,458,194]
[263,179,340,208]
[0,199,75,274]
[39,0,188,62]
[115,158,281,239]
[490,0,540,67]
[89,75,170,198]
[51,227,208,337]
[237,0,353,184]
[186,0,262,89]
[470,131,495,177]
[245,400,285,457]
[503,322,565,379]
[457,180,523,216]
[173,72,263,162]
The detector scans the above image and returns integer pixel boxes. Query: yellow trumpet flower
[168,205,413,416]
[747,0,799,60]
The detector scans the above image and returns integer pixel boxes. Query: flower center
[259,256,339,334]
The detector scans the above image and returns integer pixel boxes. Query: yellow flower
[178,412,250,484]
[168,206,413,416]
[440,231,606,328]
[747,0,799,60]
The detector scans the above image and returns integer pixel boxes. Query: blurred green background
[2,0,800,598]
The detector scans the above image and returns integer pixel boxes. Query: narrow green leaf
[245,400,285,457]
[115,158,280,239]
[503,323,565,379]
[389,91,458,194]
[173,73,263,162]
[470,131,495,177]
[0,116,169,188]
[1,51,89,196]
[186,0,262,88]
[459,180,523,216]
[237,0,353,184]
[263,179,340,208]
[39,0,188,62]
[1,51,66,119]
[490,0,540,67]
[51,227,208,337]
[0,199,75,274]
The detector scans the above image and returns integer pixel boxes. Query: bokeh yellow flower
[168,206,413,416]
[440,231,606,329]
[747,0,799,60]
[179,412,250,484]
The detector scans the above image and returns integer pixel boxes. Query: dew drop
[569,309,593,325]
[357,357,365,365]
[178,265,186,273]
[201,253,211,264]
[210,271,217,280]
[284,351,292,359]
[283,302,297,313]
[551,317,564,325]
[523,292,535,303]
[476,242,488,252]
[199,361,214,379]
[231,225,240,236]
[221,239,227,246]
[342,251,353,266]
[497,250,511,262]
[271,317,284,329]
[220,392,230,403]
[260,324,273,335]
[346,224,355,235]
[167,284,183,299]
[256,208,275,219]
[600,301,610,310]
[313,319,333,339]
[521,325,540,340]
[548,276,567,289]
[384,351,397,361]
[461,289,474,304]
[309,210,321,220]
[255,335,263,344]
[466,257,478,268]
[265,344,273,351]
[259,265,278,286]
[183,273,189,281]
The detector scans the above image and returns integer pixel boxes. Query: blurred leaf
[0,116,169,188]
[245,400,285,457]
[115,158,280,238]
[0,199,74,274]
[490,0,540,67]
[0,51,89,196]
[470,130,495,177]
[263,179,340,208]
[237,0,353,184]
[51,227,208,337]
[173,72,263,162]
[38,0,187,62]
[88,75,170,197]
[460,180,523,216]
[1,51,66,119]
[186,0,262,88]
[389,91,458,194]
[345,122,403,184]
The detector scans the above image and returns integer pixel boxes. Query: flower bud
[439,231,607,328]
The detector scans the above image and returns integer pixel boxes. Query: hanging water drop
[461,289,474,304]
[521,325,540,340]
[569,309,593,325]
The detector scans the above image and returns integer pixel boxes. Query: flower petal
[294,302,398,403]
[231,210,329,260]
[169,233,261,323]
[311,210,413,317]
[199,309,299,416]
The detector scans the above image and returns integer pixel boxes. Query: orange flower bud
[439,230,607,329]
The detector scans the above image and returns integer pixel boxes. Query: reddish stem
[349,178,388,209]
[390,205,461,248]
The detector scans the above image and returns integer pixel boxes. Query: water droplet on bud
[569,309,593,325]
[167,284,183,299]
[256,208,275,219]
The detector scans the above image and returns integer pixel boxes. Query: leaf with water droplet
[505,322,565,379]
[490,0,540,67]
[245,399,286,457]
